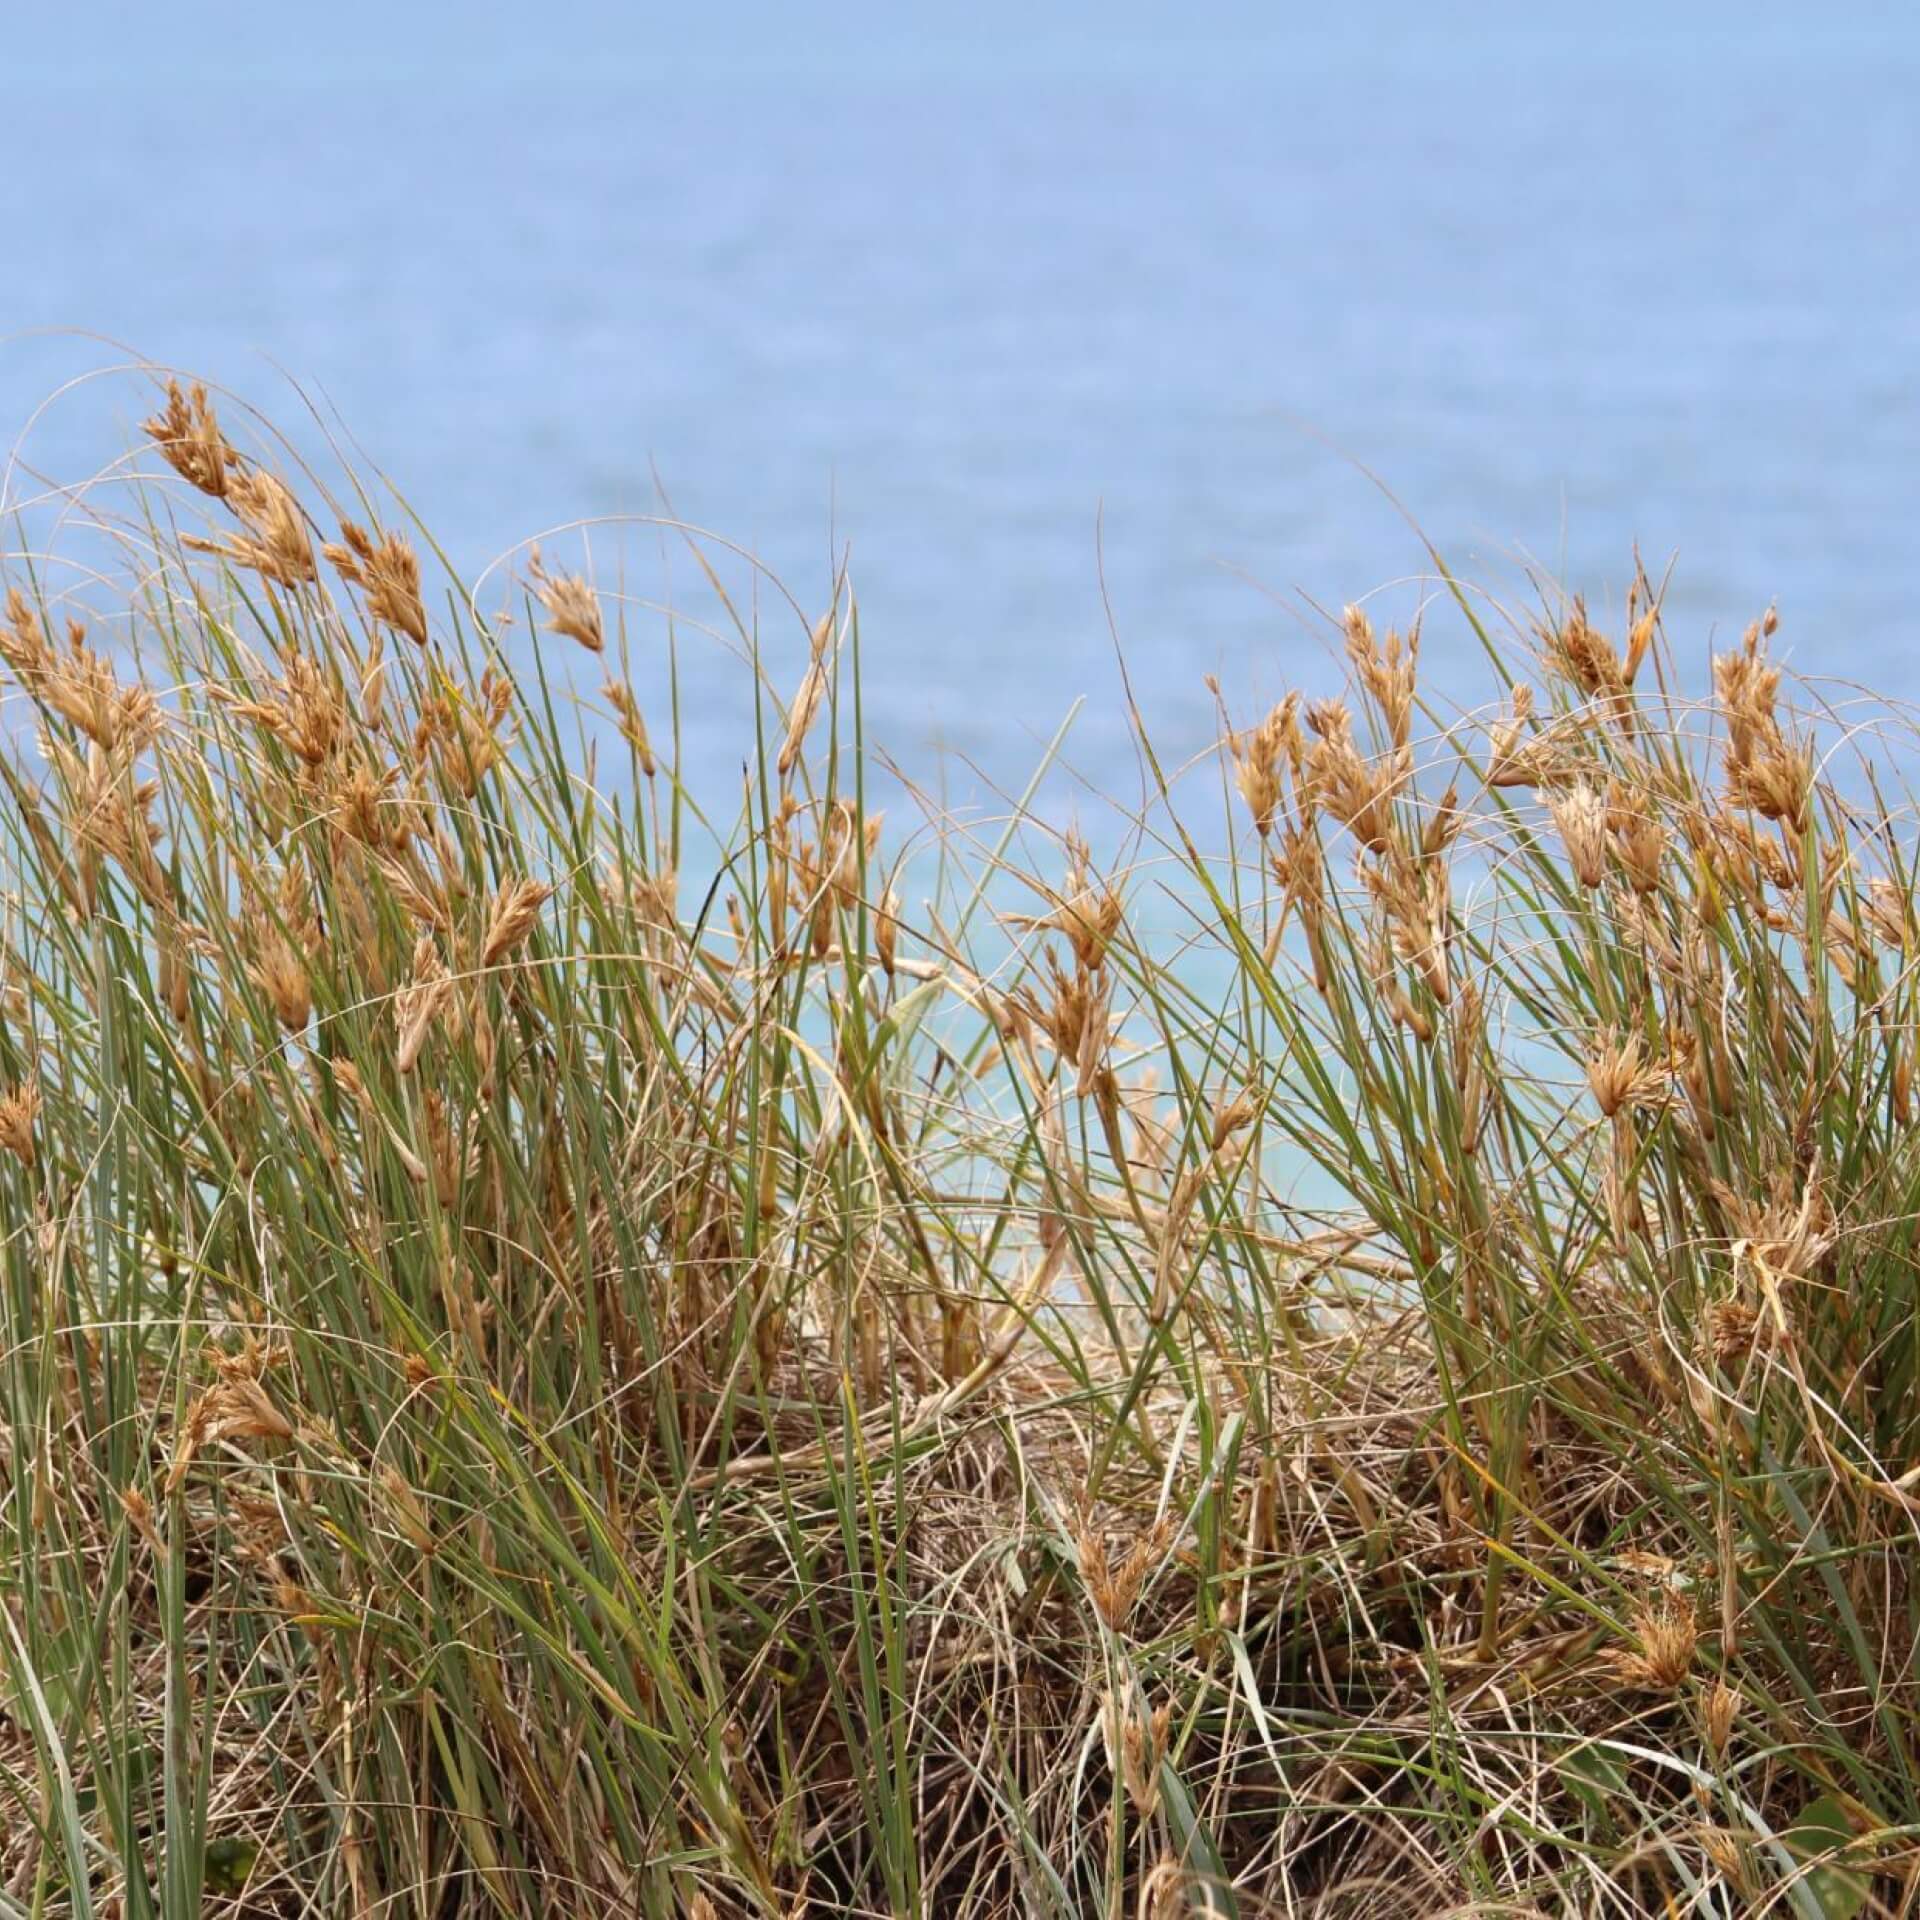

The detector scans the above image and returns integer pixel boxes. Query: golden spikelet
[158,916,194,1025]
[817,796,868,908]
[1585,1027,1668,1118]
[1486,682,1542,788]
[141,378,235,499]
[40,731,170,908]
[764,793,799,944]
[0,589,50,683]
[1541,595,1628,700]
[1714,612,1810,828]
[1622,570,1661,685]
[1226,694,1298,837]
[359,626,390,730]
[1142,1858,1192,1920]
[246,868,319,1035]
[526,545,604,652]
[1728,740,1813,832]
[1713,611,1782,760]
[1344,604,1418,750]
[481,875,552,968]
[1864,874,1910,951]
[1099,1688,1171,1818]
[1708,1294,1763,1365]
[0,593,158,751]
[1304,700,1395,852]
[1701,1676,1740,1757]
[372,847,452,933]
[1078,1513,1175,1632]
[250,925,312,1035]
[875,888,901,977]
[420,1087,476,1208]
[1208,1085,1259,1152]
[1268,815,1330,989]
[1607,781,1667,896]
[1268,813,1325,916]
[1614,1596,1698,1691]
[1010,949,1112,1096]
[327,757,402,849]
[1720,1168,1833,1285]
[377,1461,436,1555]
[1451,979,1490,1154]
[603,679,657,775]
[1364,838,1452,1003]
[778,605,836,778]
[165,1376,295,1493]
[1376,959,1433,1043]
[1695,1823,1753,1898]
[0,1081,39,1169]
[611,860,679,940]
[393,935,456,1073]
[325,521,429,647]
[217,650,346,767]
[185,467,316,587]
[1006,830,1124,971]
[416,665,517,795]
[117,1485,162,1553]
[1548,780,1610,889]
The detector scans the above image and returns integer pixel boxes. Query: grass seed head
[1344,604,1418,750]
[1586,1027,1667,1118]
[1607,781,1668,895]
[1617,1596,1699,1691]
[1111,1691,1171,1817]
[1209,1085,1259,1153]
[1010,830,1125,971]
[1366,838,1452,1002]
[378,1461,436,1555]
[603,679,657,775]
[1542,595,1628,700]
[1227,695,1298,837]
[166,1377,296,1494]
[526,545,604,652]
[1305,699,1394,852]
[779,654,829,779]
[1864,874,1909,951]
[246,880,315,1035]
[1487,682,1542,787]
[1701,1676,1741,1756]
[482,876,552,968]
[1624,594,1660,684]
[186,466,317,587]
[0,595,158,751]
[219,650,347,767]
[141,378,236,498]
[117,1485,161,1552]
[394,935,456,1073]
[1549,780,1610,888]
[0,1081,38,1169]
[325,521,429,646]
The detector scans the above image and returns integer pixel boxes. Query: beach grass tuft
[2,376,1918,1915]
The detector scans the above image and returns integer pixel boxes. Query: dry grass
[1,376,1918,1917]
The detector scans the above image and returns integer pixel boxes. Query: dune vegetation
[1,376,1918,1917]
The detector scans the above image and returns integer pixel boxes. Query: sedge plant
[0,377,1914,1916]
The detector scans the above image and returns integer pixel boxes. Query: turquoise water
[5,3,1919,807]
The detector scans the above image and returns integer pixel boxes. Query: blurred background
[4,1,1917,803]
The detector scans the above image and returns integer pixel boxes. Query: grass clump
[1,375,1919,1917]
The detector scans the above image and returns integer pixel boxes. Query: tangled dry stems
[0,379,1916,1916]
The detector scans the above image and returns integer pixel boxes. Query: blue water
[5,2,1919,807]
